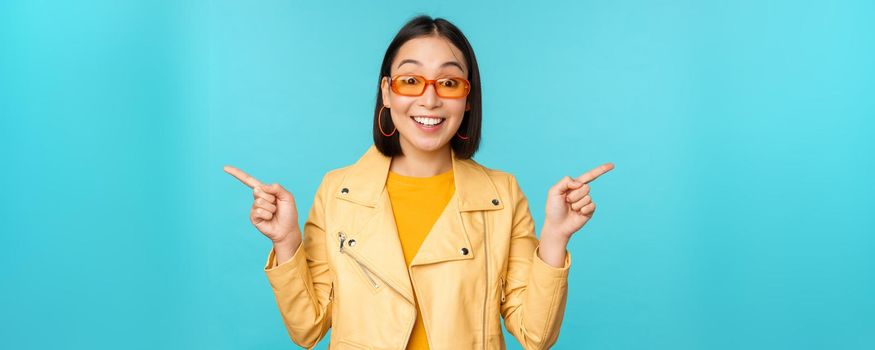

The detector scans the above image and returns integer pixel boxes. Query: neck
[390,141,453,177]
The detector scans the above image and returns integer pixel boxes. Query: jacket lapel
[409,152,504,267]
[334,145,506,301]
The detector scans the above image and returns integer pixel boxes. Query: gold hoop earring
[378,106,396,137]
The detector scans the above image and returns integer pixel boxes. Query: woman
[224,15,613,350]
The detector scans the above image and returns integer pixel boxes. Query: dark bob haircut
[373,15,482,160]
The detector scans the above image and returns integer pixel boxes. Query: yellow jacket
[264,145,571,350]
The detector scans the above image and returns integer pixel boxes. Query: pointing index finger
[223,165,264,189]
[575,162,615,184]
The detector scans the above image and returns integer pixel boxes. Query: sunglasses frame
[389,74,471,99]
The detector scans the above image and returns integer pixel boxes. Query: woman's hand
[224,165,302,246]
[539,163,614,267]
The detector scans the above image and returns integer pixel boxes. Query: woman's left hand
[541,163,614,249]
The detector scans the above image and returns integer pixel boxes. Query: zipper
[499,276,506,303]
[338,232,380,289]
[329,280,335,302]
[482,211,489,350]
[355,260,379,289]
[338,231,416,348]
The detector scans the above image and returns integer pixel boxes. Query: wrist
[539,234,569,252]
[273,228,302,246]
[538,227,570,268]
[540,223,570,247]
[271,230,302,267]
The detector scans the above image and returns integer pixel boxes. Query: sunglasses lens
[391,75,470,98]
[392,75,425,96]
[436,78,469,98]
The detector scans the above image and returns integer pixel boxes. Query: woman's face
[381,35,470,154]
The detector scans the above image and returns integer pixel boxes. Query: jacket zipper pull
[499,277,506,303]
[338,232,346,253]
[329,280,335,302]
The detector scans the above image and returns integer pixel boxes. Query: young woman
[225,15,613,350]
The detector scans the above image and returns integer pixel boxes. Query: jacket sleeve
[501,175,572,350]
[263,175,334,349]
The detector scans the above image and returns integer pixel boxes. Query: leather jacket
[264,145,571,349]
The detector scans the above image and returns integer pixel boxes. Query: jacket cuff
[531,245,571,279]
[264,242,306,274]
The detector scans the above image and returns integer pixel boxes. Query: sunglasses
[389,74,471,99]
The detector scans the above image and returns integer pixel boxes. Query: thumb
[261,183,294,202]
[548,176,583,196]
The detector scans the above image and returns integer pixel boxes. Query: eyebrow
[396,59,465,73]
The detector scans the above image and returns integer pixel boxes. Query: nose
[418,82,442,109]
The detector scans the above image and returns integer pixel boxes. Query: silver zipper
[355,260,379,289]
[338,231,380,289]
[339,232,346,252]
[337,232,346,253]
[337,232,416,347]
[482,211,489,350]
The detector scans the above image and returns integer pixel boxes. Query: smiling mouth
[410,116,446,127]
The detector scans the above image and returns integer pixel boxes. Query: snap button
[491,199,499,206]
[460,247,469,255]
[348,239,356,247]
[341,188,349,194]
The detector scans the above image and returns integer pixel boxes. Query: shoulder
[322,165,352,183]
[480,163,518,186]
[313,164,353,194]
[465,158,526,198]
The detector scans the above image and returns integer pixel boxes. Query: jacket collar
[335,145,504,212]
[332,145,505,304]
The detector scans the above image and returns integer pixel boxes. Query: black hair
[373,15,482,159]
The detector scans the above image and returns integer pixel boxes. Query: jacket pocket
[344,256,382,293]
[338,232,382,293]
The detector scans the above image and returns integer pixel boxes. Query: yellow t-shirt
[386,168,455,350]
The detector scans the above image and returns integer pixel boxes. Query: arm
[501,176,571,350]
[263,176,333,348]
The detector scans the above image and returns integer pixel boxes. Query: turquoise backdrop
[2,1,873,349]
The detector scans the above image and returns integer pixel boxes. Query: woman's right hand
[224,165,301,245]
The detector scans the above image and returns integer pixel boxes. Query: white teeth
[412,116,444,126]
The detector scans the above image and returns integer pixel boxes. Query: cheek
[448,102,468,120]
[387,98,413,122]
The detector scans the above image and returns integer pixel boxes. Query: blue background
[2,1,873,349]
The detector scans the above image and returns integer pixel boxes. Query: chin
[415,139,450,152]
[401,135,451,153]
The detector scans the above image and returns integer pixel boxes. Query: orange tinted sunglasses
[389,74,471,99]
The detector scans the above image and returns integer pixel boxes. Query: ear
[381,76,391,108]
